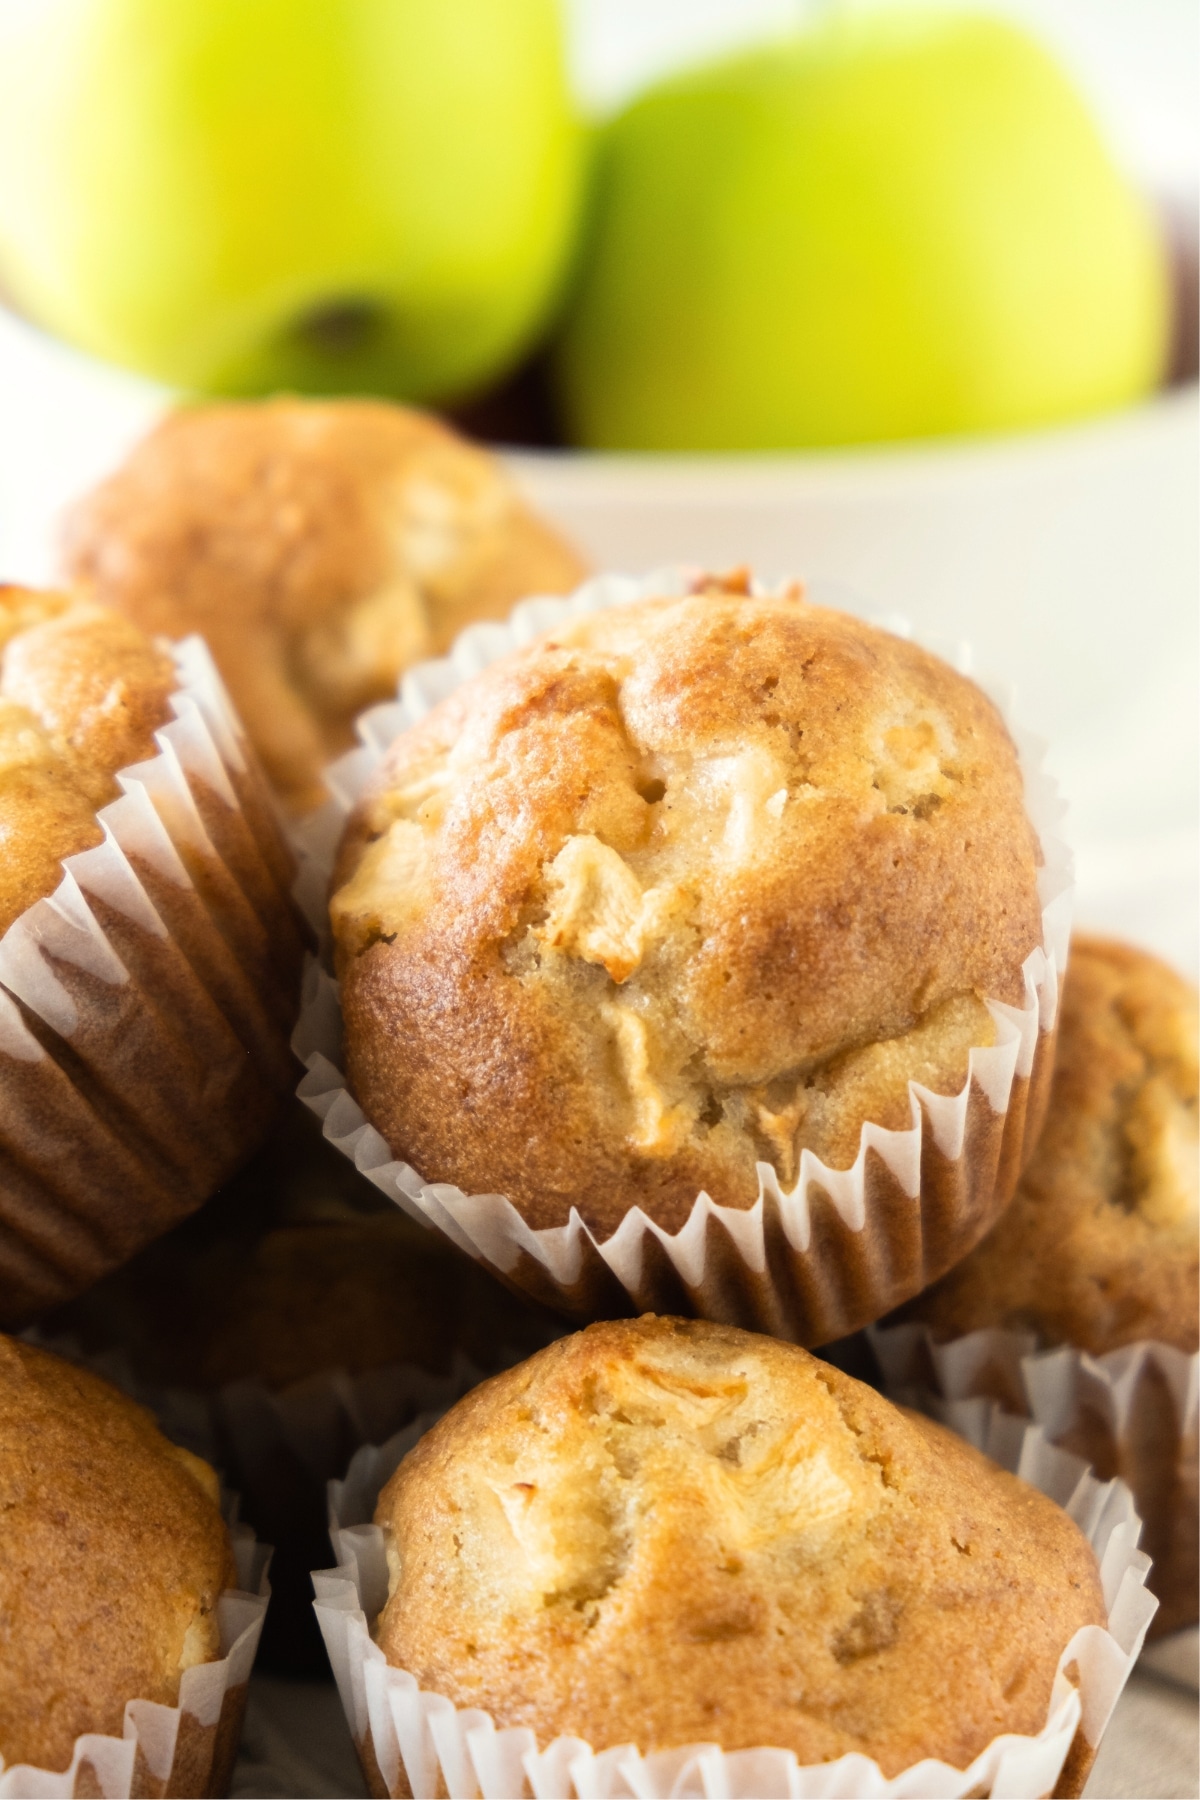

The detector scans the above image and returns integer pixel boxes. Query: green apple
[0,0,584,401]
[555,10,1169,449]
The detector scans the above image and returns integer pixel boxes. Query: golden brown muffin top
[0,586,176,937]
[332,578,1043,1233]
[900,935,1199,1354]
[0,1336,236,1772]
[375,1316,1104,1773]
[62,399,588,815]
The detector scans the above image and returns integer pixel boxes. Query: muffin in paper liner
[870,1320,1199,1646]
[0,635,308,1326]
[310,1402,1156,1800]
[0,1506,270,1800]
[292,570,1072,1343]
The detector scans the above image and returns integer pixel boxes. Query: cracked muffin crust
[901,935,1199,1355]
[0,1335,236,1773]
[0,585,176,935]
[62,399,588,814]
[373,1316,1105,1772]
[331,577,1044,1235]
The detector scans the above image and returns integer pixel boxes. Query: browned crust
[0,1336,236,1773]
[335,585,1044,1235]
[0,587,177,936]
[374,1316,1106,1775]
[901,935,1199,1355]
[61,399,588,814]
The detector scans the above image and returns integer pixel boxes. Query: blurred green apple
[556,10,1169,449]
[0,0,584,400]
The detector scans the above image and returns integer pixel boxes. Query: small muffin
[898,935,1198,1636]
[0,585,175,934]
[332,577,1044,1237]
[0,585,305,1327]
[374,1316,1106,1775]
[0,1335,236,1774]
[902,936,1198,1353]
[62,399,588,813]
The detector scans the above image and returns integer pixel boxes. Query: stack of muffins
[0,401,583,1791]
[3,396,1192,1799]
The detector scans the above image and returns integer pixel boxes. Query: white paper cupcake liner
[292,571,1072,1343]
[312,1403,1156,1800]
[0,635,307,1325]
[871,1320,1200,1649]
[0,1504,271,1800]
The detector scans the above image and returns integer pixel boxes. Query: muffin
[0,584,306,1327]
[0,1335,244,1781]
[326,573,1057,1338]
[62,399,588,814]
[370,1316,1106,1778]
[892,934,1198,1636]
[0,586,176,932]
[900,936,1198,1351]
